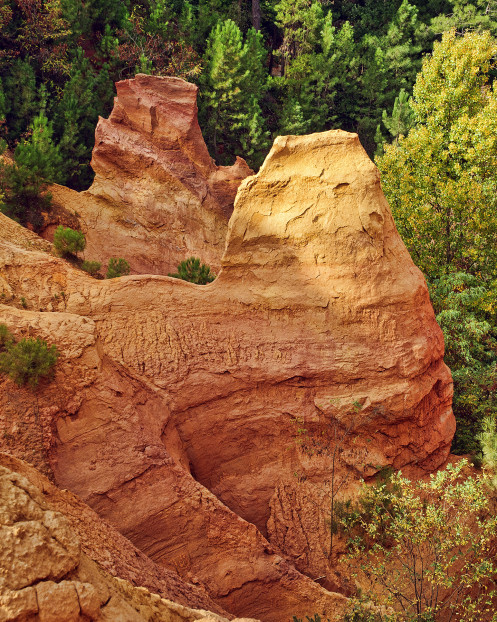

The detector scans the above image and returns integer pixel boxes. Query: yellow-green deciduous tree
[342,460,497,622]
[376,29,497,281]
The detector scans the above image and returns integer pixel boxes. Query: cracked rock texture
[0,453,253,622]
[42,74,252,276]
[0,128,454,620]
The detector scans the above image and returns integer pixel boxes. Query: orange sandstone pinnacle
[0,123,454,621]
[44,74,252,276]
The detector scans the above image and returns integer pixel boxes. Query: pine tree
[278,15,360,137]
[1,102,63,226]
[54,48,114,189]
[200,19,269,167]
[382,0,423,93]
[168,257,216,284]
[0,335,59,388]
[278,96,313,135]
[431,0,497,35]
[352,0,421,154]
[14,107,63,185]
[3,59,38,144]
[60,0,128,36]
[381,87,415,143]
[274,0,324,63]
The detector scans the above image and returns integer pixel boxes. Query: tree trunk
[252,0,261,30]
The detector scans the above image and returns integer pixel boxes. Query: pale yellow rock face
[42,75,252,277]
[0,129,453,620]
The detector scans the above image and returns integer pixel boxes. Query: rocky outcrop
[0,453,252,622]
[42,75,252,276]
[0,130,454,619]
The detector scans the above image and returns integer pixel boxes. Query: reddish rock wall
[43,75,252,276]
[0,130,454,620]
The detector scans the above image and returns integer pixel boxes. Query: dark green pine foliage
[431,0,497,35]
[200,19,269,168]
[375,87,415,155]
[1,106,63,227]
[429,273,497,455]
[14,106,63,183]
[2,60,38,145]
[274,0,324,64]
[381,0,423,93]
[0,327,59,389]
[168,257,216,284]
[275,0,424,154]
[106,258,131,278]
[354,0,422,154]
[60,0,129,36]
[328,0,404,39]
[53,226,86,257]
[275,14,361,138]
[236,27,270,165]
[54,48,114,190]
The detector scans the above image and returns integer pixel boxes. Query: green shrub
[168,257,215,284]
[479,415,497,490]
[53,225,86,256]
[0,335,59,388]
[0,324,13,348]
[342,461,497,622]
[106,257,130,278]
[81,260,101,277]
[344,599,396,622]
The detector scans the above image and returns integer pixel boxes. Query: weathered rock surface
[0,130,454,619]
[42,75,252,276]
[0,453,253,622]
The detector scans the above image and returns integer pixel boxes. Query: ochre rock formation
[0,453,253,622]
[42,75,252,276]
[0,130,454,619]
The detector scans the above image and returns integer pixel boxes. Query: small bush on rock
[0,333,59,388]
[168,257,215,284]
[106,257,130,278]
[81,260,101,277]
[53,225,86,256]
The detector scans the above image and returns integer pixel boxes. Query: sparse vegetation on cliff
[0,324,59,388]
[168,257,216,284]
[81,259,102,277]
[53,225,86,256]
[106,257,130,278]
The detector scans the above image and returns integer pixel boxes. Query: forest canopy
[1,0,497,181]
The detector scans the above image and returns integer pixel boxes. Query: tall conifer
[200,19,269,167]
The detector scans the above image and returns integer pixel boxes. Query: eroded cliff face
[0,129,454,620]
[0,453,250,622]
[42,75,252,275]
